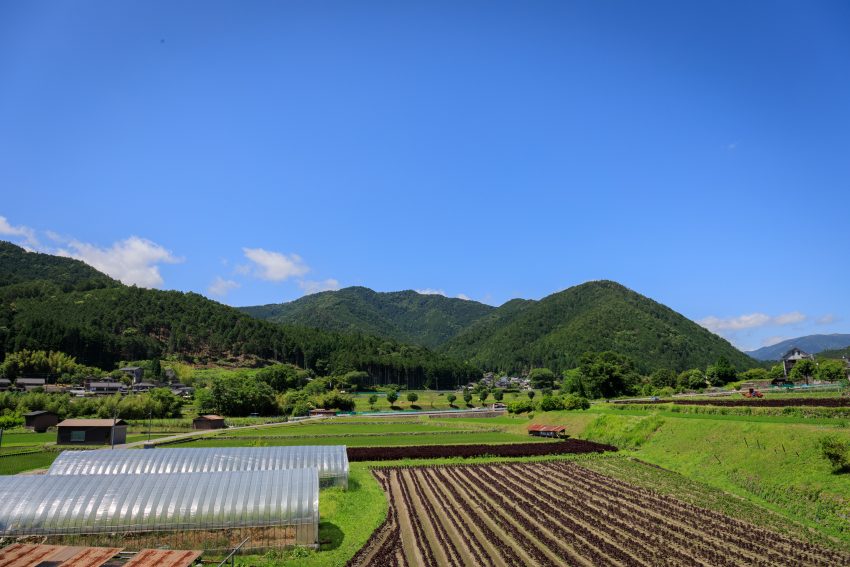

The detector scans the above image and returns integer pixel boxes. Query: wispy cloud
[57,236,182,288]
[416,288,446,296]
[816,314,838,325]
[0,215,38,248]
[298,278,340,295]
[208,276,240,298]
[242,247,309,282]
[698,311,807,333]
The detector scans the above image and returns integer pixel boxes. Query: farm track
[348,461,850,567]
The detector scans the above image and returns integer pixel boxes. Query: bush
[819,435,850,472]
[507,399,536,414]
[446,393,457,406]
[561,394,590,410]
[406,392,419,403]
[538,395,564,412]
[316,391,356,412]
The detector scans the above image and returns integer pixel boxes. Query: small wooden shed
[57,418,128,445]
[527,424,567,438]
[192,414,226,430]
[309,408,337,417]
[24,410,59,433]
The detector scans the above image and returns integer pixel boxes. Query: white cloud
[816,314,838,325]
[0,215,38,247]
[456,293,472,301]
[773,311,806,325]
[242,247,309,282]
[57,236,182,288]
[416,288,446,296]
[698,311,807,333]
[208,276,240,298]
[298,278,340,295]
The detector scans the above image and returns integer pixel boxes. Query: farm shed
[47,445,350,488]
[56,418,128,445]
[309,408,337,417]
[0,468,319,552]
[527,424,567,438]
[23,410,59,432]
[192,414,226,429]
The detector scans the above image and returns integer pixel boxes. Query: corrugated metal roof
[0,544,121,567]
[57,419,128,427]
[0,468,319,545]
[47,446,349,487]
[123,549,202,567]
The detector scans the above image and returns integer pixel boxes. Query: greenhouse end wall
[0,468,319,551]
[47,445,349,489]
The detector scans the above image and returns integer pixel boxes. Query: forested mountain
[746,334,850,361]
[0,241,117,291]
[0,242,478,387]
[438,281,757,374]
[240,286,495,348]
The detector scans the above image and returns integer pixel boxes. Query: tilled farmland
[348,461,850,567]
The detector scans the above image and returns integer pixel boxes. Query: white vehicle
[69,388,87,397]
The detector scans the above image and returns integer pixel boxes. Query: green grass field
[179,430,543,448]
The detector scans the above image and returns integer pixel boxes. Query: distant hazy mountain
[746,334,850,361]
[239,286,495,348]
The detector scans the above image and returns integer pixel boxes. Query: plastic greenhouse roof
[47,446,349,480]
[0,468,318,536]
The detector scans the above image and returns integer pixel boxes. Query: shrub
[507,399,536,414]
[406,392,419,404]
[819,435,850,472]
[446,393,457,406]
[386,390,399,406]
[561,394,590,410]
[538,395,564,412]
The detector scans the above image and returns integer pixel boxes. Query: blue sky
[1,1,849,352]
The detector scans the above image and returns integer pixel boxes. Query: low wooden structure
[192,414,226,430]
[23,410,59,432]
[0,544,122,567]
[56,418,128,445]
[309,408,337,417]
[527,424,568,438]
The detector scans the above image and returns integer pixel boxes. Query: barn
[192,414,226,430]
[56,418,128,445]
[23,410,59,433]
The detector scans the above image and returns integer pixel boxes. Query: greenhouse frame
[0,468,319,552]
[47,445,349,488]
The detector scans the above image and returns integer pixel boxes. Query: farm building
[781,347,814,377]
[192,414,226,429]
[56,418,128,445]
[88,381,126,395]
[0,379,11,391]
[0,468,319,552]
[23,410,59,432]
[527,424,568,438]
[47,445,350,488]
[16,377,46,391]
[309,408,337,417]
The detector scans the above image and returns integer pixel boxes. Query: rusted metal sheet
[0,544,121,567]
[122,549,202,567]
[58,546,123,567]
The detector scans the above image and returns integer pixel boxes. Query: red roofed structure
[527,424,568,438]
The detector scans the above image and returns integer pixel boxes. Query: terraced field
[350,461,850,567]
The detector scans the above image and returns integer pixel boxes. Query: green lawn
[0,431,55,446]
[0,450,58,475]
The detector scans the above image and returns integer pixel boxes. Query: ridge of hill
[746,334,850,361]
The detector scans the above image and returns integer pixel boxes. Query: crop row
[349,461,850,566]
[346,439,616,461]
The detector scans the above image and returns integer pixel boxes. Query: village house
[192,414,227,430]
[88,381,126,395]
[781,347,814,378]
[119,366,144,383]
[15,378,46,391]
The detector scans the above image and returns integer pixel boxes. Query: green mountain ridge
[0,242,478,387]
[243,279,757,374]
[239,286,495,348]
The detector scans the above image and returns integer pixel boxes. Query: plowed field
[348,461,850,567]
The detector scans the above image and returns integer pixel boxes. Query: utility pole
[111,408,119,450]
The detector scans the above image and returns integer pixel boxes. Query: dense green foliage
[819,435,850,472]
[439,280,757,374]
[0,243,479,389]
[240,286,494,348]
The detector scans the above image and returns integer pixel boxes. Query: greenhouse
[47,445,349,488]
[0,468,319,552]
